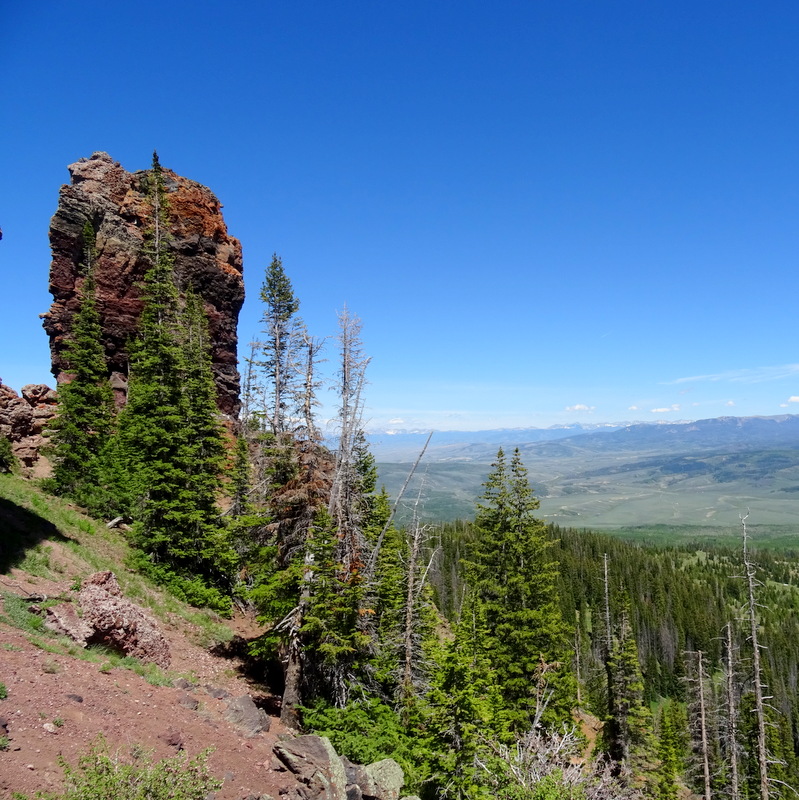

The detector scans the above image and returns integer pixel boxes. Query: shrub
[0,682,7,699]
[302,698,431,793]
[0,436,16,473]
[46,735,220,800]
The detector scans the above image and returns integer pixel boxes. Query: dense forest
[23,155,799,799]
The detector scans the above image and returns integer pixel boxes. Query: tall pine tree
[46,221,114,510]
[464,447,574,733]
[112,152,233,611]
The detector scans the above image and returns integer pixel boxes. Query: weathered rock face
[273,737,411,800]
[0,381,58,467]
[43,570,171,669]
[42,152,244,418]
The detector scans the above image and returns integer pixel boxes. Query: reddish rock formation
[0,380,58,468]
[42,152,244,418]
[43,571,172,669]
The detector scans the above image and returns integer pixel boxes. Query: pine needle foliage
[110,153,233,612]
[464,448,574,732]
[45,227,114,509]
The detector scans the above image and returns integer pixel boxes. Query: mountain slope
[0,473,303,799]
[375,415,799,533]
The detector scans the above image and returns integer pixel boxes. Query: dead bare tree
[482,718,644,800]
[291,330,326,443]
[328,305,371,573]
[398,479,439,720]
[741,511,770,800]
[365,430,433,581]
[723,621,742,800]
[685,649,713,800]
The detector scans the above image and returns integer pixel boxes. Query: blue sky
[2,1,799,431]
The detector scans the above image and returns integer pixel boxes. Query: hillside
[0,474,406,800]
[374,414,799,536]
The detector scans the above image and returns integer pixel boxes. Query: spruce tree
[46,224,114,510]
[112,152,232,611]
[607,606,653,773]
[464,447,574,733]
[656,704,681,800]
[0,435,16,473]
[259,254,302,436]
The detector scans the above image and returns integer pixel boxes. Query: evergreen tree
[656,704,681,800]
[0,435,16,473]
[464,448,574,733]
[426,625,498,800]
[258,254,302,436]
[607,605,653,773]
[46,228,114,510]
[112,152,233,611]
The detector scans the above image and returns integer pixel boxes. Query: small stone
[43,723,58,734]
[26,764,35,770]
[66,693,83,703]
[162,728,184,749]
[178,693,200,710]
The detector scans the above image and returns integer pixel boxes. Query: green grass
[0,474,236,647]
[0,681,7,699]
[0,592,46,634]
[598,523,799,550]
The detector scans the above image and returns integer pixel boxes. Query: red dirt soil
[0,569,304,800]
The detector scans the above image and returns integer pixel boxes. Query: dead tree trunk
[724,621,741,800]
[741,512,769,800]
[279,547,314,729]
[398,482,438,723]
[697,651,712,800]
[328,306,370,574]
[684,649,713,800]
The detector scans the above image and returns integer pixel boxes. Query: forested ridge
[11,155,799,798]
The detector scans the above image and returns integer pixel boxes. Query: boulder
[43,602,92,643]
[77,571,171,668]
[274,735,348,800]
[224,695,271,737]
[363,760,405,800]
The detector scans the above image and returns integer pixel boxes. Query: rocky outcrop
[43,570,171,669]
[273,736,413,800]
[224,694,272,737]
[274,736,350,800]
[341,757,405,800]
[0,381,58,467]
[42,152,244,418]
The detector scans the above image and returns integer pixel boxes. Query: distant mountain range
[371,415,799,531]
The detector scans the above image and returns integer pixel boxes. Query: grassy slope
[0,473,234,651]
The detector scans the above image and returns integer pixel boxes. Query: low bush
[43,735,220,800]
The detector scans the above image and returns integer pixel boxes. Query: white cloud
[628,405,639,411]
[566,404,595,412]
[388,417,405,425]
[651,404,681,413]
[789,397,799,403]
[667,364,799,386]
[781,403,790,408]
[725,400,735,406]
